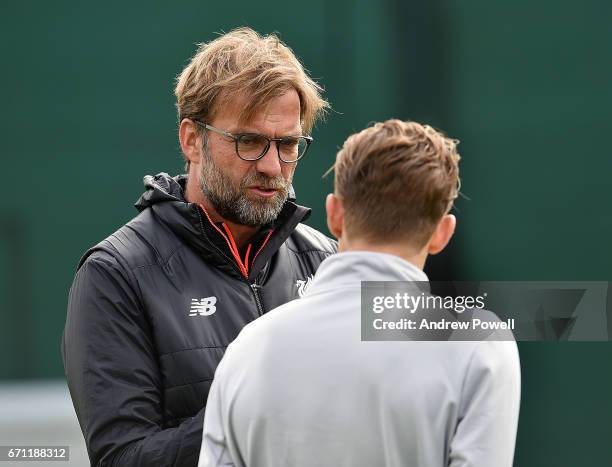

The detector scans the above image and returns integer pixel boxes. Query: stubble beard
[198,150,292,227]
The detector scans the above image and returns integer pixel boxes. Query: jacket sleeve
[62,251,204,467]
[449,337,521,467]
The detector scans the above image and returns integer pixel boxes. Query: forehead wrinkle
[249,112,302,137]
[232,113,302,137]
[219,89,302,136]
[231,124,303,137]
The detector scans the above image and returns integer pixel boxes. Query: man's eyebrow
[232,127,304,136]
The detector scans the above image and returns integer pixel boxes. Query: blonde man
[63,28,335,466]
[199,120,521,467]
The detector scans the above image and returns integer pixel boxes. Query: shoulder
[77,207,183,273]
[465,325,520,383]
[232,286,327,350]
[287,223,337,255]
[219,297,304,370]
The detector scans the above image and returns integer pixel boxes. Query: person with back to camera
[198,119,521,467]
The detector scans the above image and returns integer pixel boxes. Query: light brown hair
[334,119,461,247]
[175,27,328,135]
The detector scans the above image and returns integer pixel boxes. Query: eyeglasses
[194,121,313,163]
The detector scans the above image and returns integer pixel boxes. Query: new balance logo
[296,275,315,298]
[189,297,217,317]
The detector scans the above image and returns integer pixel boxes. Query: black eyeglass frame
[194,120,313,163]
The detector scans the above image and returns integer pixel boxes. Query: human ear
[179,119,202,164]
[325,193,344,239]
[427,214,456,255]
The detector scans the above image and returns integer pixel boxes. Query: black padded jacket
[62,173,337,466]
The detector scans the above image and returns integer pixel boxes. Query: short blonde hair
[334,119,461,247]
[175,27,328,134]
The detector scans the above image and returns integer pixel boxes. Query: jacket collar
[306,251,429,296]
[134,173,311,281]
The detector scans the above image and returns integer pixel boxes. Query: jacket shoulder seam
[127,243,188,271]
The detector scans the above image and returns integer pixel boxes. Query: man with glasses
[62,28,335,467]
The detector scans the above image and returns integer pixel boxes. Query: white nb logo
[189,297,217,317]
[296,275,314,298]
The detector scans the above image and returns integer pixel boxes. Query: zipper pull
[250,282,264,316]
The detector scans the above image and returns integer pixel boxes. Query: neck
[338,236,427,270]
[185,174,259,250]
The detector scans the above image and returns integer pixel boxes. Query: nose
[255,142,282,178]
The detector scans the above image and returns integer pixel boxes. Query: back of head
[334,119,460,248]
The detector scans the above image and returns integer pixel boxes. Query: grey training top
[199,251,521,467]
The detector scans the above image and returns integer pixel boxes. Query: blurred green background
[1,1,611,466]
